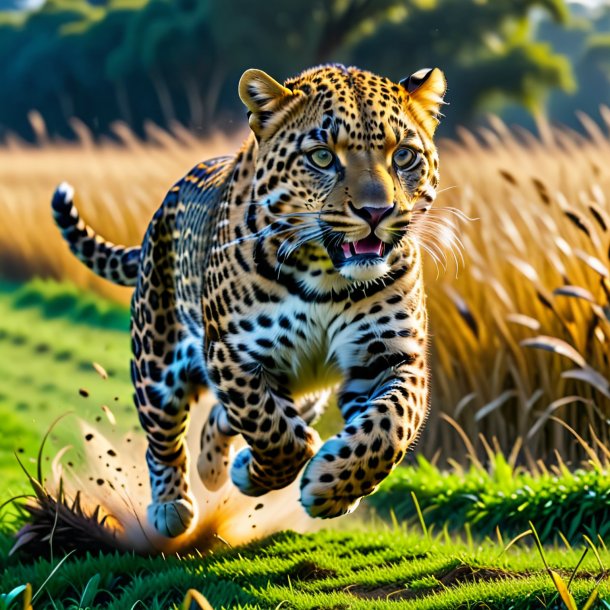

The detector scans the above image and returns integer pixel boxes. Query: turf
[2,279,608,544]
[0,279,134,503]
[1,527,609,609]
[369,453,610,546]
[3,280,610,609]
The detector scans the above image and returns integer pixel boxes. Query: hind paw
[147,498,195,537]
[230,447,268,496]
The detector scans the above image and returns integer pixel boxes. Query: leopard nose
[350,203,395,228]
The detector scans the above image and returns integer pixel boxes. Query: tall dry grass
[1,111,609,463]
[0,113,237,303]
[427,112,610,463]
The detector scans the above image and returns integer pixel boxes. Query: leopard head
[239,64,446,283]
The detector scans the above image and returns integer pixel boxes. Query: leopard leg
[132,339,204,537]
[228,387,322,496]
[207,341,321,496]
[132,279,205,537]
[132,361,199,536]
[300,299,429,518]
[197,403,238,491]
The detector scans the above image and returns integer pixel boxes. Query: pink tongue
[354,235,383,256]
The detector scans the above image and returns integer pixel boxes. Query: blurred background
[1,0,610,492]
[0,0,609,140]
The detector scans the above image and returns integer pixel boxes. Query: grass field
[4,280,609,540]
[3,525,610,609]
[2,280,610,608]
[0,280,133,502]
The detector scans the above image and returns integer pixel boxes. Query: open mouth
[328,233,394,267]
[341,233,385,259]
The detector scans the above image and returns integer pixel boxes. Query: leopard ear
[400,68,447,136]
[239,69,300,137]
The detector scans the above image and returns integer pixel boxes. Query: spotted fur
[52,64,447,537]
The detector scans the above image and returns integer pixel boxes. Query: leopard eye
[393,147,419,170]
[307,148,335,169]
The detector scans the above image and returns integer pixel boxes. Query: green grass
[370,454,610,546]
[0,279,134,503]
[4,280,610,608]
[1,527,610,609]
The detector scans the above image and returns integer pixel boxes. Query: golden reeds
[427,113,610,463]
[0,114,235,303]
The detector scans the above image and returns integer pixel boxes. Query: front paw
[299,431,396,518]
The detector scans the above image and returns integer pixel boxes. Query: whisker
[435,184,459,196]
[419,233,449,269]
[275,228,330,275]
[408,201,471,275]
[220,223,296,251]
[414,227,463,275]
[276,223,328,260]
[426,206,476,222]
[273,211,321,219]
[420,243,444,277]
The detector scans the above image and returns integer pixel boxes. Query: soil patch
[347,563,514,601]
[288,560,338,582]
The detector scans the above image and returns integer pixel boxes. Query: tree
[0,0,580,141]
[349,0,574,131]
[540,3,610,128]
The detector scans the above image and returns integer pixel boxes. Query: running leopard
[52,64,447,537]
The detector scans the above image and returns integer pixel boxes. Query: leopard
[52,64,447,538]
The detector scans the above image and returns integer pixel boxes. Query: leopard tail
[51,182,140,287]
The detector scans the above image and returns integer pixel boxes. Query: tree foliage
[350,0,574,127]
[539,3,610,129]
[0,0,588,141]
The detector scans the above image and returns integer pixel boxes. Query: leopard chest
[222,298,345,401]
